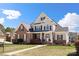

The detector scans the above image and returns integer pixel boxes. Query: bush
[53,40,66,45]
[12,39,17,44]
[30,39,41,44]
[17,39,23,42]
[67,43,71,46]
[12,39,24,44]
[75,40,79,53]
[0,42,3,47]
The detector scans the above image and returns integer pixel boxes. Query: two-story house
[14,12,69,45]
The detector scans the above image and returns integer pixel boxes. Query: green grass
[16,45,76,56]
[0,44,35,55]
[47,45,75,49]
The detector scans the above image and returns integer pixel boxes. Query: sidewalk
[3,45,46,56]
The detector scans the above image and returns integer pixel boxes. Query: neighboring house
[0,30,5,38]
[13,12,70,45]
[0,24,5,42]
[6,31,15,42]
[69,32,77,43]
[14,23,31,43]
[77,33,79,40]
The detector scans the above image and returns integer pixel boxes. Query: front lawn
[0,44,35,55]
[16,45,76,56]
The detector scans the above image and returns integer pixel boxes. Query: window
[57,35,59,40]
[40,25,42,30]
[61,35,63,40]
[20,29,24,31]
[50,26,52,30]
[41,17,45,21]
[47,25,49,30]
[57,35,63,40]
[35,26,36,30]
[44,26,45,30]
[46,25,50,30]
[35,26,41,31]
[44,25,51,31]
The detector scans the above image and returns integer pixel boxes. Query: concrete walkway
[3,45,46,56]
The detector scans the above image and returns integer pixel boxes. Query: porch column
[55,33,57,40]
[66,32,69,44]
[26,33,30,43]
[40,33,42,41]
[44,33,46,39]
[18,34,19,39]
[50,32,53,43]
[24,34,26,41]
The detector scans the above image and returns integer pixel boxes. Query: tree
[5,27,15,32]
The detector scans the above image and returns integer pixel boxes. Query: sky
[0,3,79,32]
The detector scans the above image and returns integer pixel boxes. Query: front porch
[30,31,54,44]
[30,31,69,45]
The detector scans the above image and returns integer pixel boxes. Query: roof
[31,12,57,25]
[15,22,30,32]
[0,29,5,39]
[55,24,69,32]
[15,12,69,32]
[0,30,4,36]
[0,24,5,37]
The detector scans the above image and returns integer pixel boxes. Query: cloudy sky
[0,3,79,32]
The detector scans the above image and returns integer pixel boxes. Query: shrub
[12,39,17,44]
[75,40,79,53]
[0,42,3,47]
[67,43,71,46]
[12,39,24,44]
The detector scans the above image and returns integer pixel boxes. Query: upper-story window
[34,26,40,31]
[40,25,42,30]
[35,26,36,30]
[33,25,43,31]
[50,26,52,30]
[41,17,45,21]
[44,25,50,31]
[46,25,50,30]
[44,26,45,30]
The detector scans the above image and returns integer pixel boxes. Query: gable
[15,23,29,33]
[31,12,57,26]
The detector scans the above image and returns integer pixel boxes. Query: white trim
[66,32,69,44]
[24,34,26,41]
[18,34,19,39]
[50,32,53,43]
[15,22,29,32]
[40,33,42,41]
